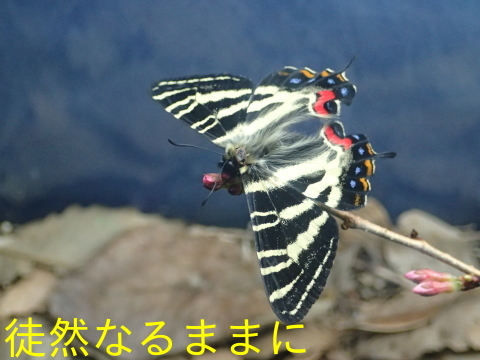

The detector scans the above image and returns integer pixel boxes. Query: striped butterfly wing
[245,177,338,324]
[247,66,356,121]
[205,66,356,147]
[286,122,381,211]
[243,122,385,323]
[151,67,354,144]
[152,74,254,141]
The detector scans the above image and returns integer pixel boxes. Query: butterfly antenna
[167,139,223,155]
[201,186,216,206]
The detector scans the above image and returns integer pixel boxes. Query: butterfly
[152,65,395,324]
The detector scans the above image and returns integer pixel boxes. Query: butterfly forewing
[152,74,254,141]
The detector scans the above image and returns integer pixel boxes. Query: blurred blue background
[1,1,479,228]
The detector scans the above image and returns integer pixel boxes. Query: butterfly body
[152,66,394,324]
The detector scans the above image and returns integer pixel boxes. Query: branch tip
[314,202,480,278]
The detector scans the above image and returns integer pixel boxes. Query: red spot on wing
[324,125,353,149]
[313,90,336,115]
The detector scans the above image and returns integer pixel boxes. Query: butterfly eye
[221,160,237,177]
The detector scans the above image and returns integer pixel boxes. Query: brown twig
[315,202,480,278]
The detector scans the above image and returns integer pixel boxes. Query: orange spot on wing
[354,194,362,206]
[358,178,370,191]
[300,69,315,78]
[336,73,346,82]
[364,160,374,175]
[320,70,331,77]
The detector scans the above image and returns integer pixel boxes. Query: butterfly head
[234,146,247,166]
[202,146,249,196]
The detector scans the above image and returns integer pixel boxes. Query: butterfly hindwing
[285,122,384,211]
[246,66,356,122]
[152,74,254,141]
[240,121,363,323]
[245,181,338,324]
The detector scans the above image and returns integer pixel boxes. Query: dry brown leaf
[437,353,480,360]
[0,236,19,285]
[325,349,354,360]
[397,209,480,243]
[329,198,393,296]
[346,291,454,333]
[388,209,480,276]
[0,269,57,317]
[49,221,273,360]
[2,205,159,273]
[356,291,480,360]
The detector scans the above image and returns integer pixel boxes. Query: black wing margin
[152,74,254,141]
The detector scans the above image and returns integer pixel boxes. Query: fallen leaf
[4,205,159,272]
[49,221,273,359]
[389,209,480,276]
[345,291,454,333]
[0,269,57,317]
[356,291,480,359]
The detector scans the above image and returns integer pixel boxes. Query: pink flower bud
[404,269,454,284]
[412,280,459,296]
[202,173,224,191]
